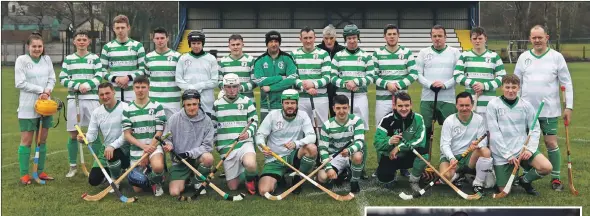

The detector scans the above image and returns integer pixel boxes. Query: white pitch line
[557,136,590,143]
[2,149,68,168]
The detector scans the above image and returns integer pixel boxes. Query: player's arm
[483,54,506,91]
[416,49,434,88]
[14,57,45,94]
[244,59,257,92]
[318,122,333,170]
[374,119,394,152]
[88,57,103,89]
[513,55,525,96]
[348,118,366,154]
[330,57,345,88]
[44,56,56,92]
[268,56,297,92]
[253,57,283,87]
[398,115,426,152]
[486,102,512,160]
[85,110,100,144]
[188,119,215,159]
[453,54,474,87]
[354,55,375,87]
[475,117,488,148]
[133,43,147,78]
[246,99,259,138]
[294,114,317,149]
[122,109,144,148]
[58,60,80,91]
[197,56,220,91]
[217,63,224,89]
[557,54,574,110]
[373,52,389,89]
[255,112,273,150]
[314,54,332,88]
[439,118,456,161]
[100,45,114,82]
[395,51,418,89]
[175,57,197,90]
[442,49,462,89]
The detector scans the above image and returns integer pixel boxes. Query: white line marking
[2,150,68,168]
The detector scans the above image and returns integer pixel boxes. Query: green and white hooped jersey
[372,46,418,101]
[453,49,506,113]
[59,52,103,100]
[122,99,166,161]
[100,39,146,92]
[145,49,182,110]
[290,47,332,98]
[218,54,257,99]
[318,114,366,165]
[212,95,258,157]
[331,48,376,94]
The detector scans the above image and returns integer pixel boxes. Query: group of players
[15,14,574,199]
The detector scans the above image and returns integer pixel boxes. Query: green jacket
[374,110,426,158]
[253,50,297,110]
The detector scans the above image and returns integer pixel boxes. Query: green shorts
[440,151,473,171]
[261,150,299,180]
[420,101,457,129]
[493,150,540,187]
[19,116,53,132]
[538,117,558,135]
[169,158,200,181]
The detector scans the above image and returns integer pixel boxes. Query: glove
[177,152,190,160]
[429,85,442,93]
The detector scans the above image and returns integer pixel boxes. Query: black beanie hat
[265,30,281,45]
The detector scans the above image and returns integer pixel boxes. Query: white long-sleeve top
[487,97,541,165]
[440,112,487,161]
[255,109,316,163]
[416,45,462,103]
[15,55,56,119]
[514,48,574,118]
[175,52,219,114]
[85,101,128,149]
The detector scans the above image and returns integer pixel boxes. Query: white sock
[473,157,492,186]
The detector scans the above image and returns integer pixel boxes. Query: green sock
[361,147,368,172]
[245,169,258,181]
[107,159,122,180]
[411,154,429,177]
[548,147,561,179]
[67,138,78,166]
[38,143,47,172]
[351,163,363,182]
[299,156,316,174]
[523,169,544,183]
[149,171,164,185]
[18,145,31,176]
[196,164,211,183]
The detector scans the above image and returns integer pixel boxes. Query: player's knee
[132,186,143,193]
[317,171,328,183]
[478,147,492,158]
[352,152,363,165]
[151,163,165,173]
[545,139,558,149]
[539,163,553,175]
[169,185,183,196]
[304,144,317,156]
[243,156,257,171]
[200,153,214,167]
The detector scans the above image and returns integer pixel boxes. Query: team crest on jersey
[348,125,354,133]
[263,62,269,69]
[524,58,532,67]
[128,46,132,51]
[407,126,415,134]
[276,120,284,130]
[148,108,155,116]
[497,108,506,116]
[25,63,33,70]
[357,56,362,62]
[398,54,405,60]
[485,57,491,63]
[185,60,192,67]
[425,53,433,62]
[237,103,244,110]
[241,61,248,67]
[87,58,93,65]
[313,53,319,60]
[278,61,284,69]
[167,55,174,62]
[452,126,462,136]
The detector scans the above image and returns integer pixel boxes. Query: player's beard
[284,108,298,118]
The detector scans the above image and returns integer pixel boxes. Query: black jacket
[317,41,345,59]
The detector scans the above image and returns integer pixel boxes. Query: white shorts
[299,97,330,127]
[66,99,100,131]
[375,100,394,126]
[328,154,351,175]
[223,142,256,181]
[130,145,164,165]
[341,93,369,130]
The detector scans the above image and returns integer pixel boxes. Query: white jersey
[440,112,487,160]
[176,52,219,114]
[255,109,316,163]
[514,48,574,118]
[416,45,462,103]
[487,97,541,165]
[15,55,56,119]
[86,101,129,149]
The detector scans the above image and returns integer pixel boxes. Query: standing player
[101,14,146,102]
[439,92,492,194]
[218,34,257,106]
[291,26,331,125]
[373,24,418,126]
[373,92,427,192]
[316,24,345,118]
[416,25,461,158]
[122,76,167,196]
[144,27,182,117]
[487,74,553,196]
[317,95,365,193]
[514,25,574,191]
[59,31,103,177]
[162,89,215,197]
[15,32,56,184]
[253,30,298,121]
[176,31,219,117]
[79,83,130,187]
[256,90,317,195]
[453,26,506,122]
[212,74,259,195]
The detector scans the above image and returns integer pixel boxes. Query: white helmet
[223,73,240,86]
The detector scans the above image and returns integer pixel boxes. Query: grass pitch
[1,63,589,216]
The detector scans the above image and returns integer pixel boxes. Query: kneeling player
[374,92,427,192]
[162,89,215,197]
[439,92,493,194]
[317,95,365,193]
[122,76,167,196]
[487,74,552,196]
[256,89,317,195]
[213,73,259,194]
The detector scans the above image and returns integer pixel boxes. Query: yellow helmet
[35,99,59,116]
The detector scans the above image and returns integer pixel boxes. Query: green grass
[2,63,589,216]
[487,40,590,59]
